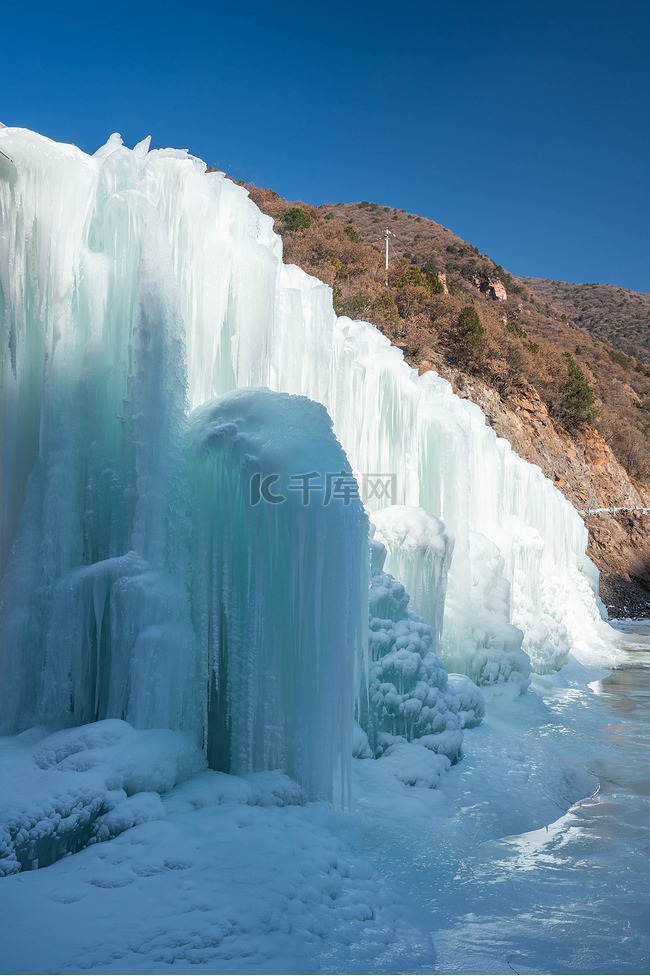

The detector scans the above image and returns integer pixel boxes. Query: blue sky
[3,0,649,292]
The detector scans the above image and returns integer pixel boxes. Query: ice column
[0,132,199,734]
[189,389,369,801]
[372,505,454,648]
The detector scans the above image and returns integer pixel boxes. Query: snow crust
[0,721,204,876]
[0,656,630,975]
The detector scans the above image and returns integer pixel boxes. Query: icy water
[429,638,650,975]
[347,630,650,975]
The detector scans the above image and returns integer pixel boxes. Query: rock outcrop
[473,275,508,301]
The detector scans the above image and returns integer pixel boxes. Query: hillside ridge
[522,277,650,362]
[223,176,650,616]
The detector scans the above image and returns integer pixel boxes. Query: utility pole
[384,228,393,287]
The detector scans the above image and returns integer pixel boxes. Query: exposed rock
[598,568,650,619]
[473,275,507,301]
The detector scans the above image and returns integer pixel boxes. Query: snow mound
[164,769,305,813]
[446,674,486,728]
[0,722,205,876]
[375,738,453,789]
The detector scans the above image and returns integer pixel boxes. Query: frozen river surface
[420,634,650,974]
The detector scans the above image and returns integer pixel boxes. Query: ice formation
[360,537,467,763]
[189,389,368,800]
[372,505,453,648]
[0,129,368,802]
[0,128,609,812]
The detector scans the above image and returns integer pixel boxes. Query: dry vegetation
[522,277,650,361]
[244,187,650,486]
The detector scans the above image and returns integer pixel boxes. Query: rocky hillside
[224,177,650,617]
[522,278,650,362]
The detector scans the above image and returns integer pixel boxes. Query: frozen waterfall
[0,128,609,800]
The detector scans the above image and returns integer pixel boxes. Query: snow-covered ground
[2,639,649,975]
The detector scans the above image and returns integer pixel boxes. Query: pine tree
[280,208,311,231]
[562,352,598,423]
[449,304,486,368]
